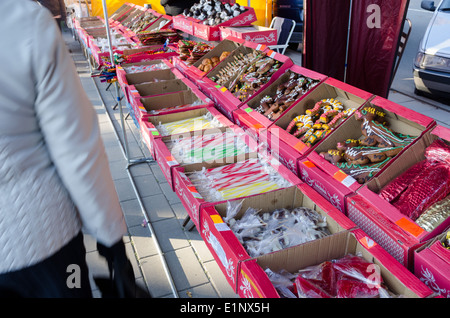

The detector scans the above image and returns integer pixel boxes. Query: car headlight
[415,52,450,72]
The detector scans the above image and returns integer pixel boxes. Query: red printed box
[220,25,277,46]
[200,184,357,292]
[299,94,435,215]
[414,231,450,298]
[233,64,327,136]
[267,77,373,159]
[140,107,233,157]
[237,228,435,298]
[172,152,302,230]
[172,15,196,34]
[153,125,258,190]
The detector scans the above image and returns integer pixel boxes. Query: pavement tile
[141,193,177,223]
[152,218,191,252]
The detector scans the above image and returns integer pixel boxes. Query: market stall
[72,1,449,299]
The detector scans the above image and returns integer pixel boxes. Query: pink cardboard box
[202,45,293,121]
[356,125,447,248]
[300,94,436,216]
[414,231,450,298]
[233,64,327,136]
[140,107,233,158]
[200,184,357,292]
[175,6,256,39]
[128,77,212,120]
[346,193,423,269]
[220,25,278,46]
[116,64,181,105]
[172,15,196,34]
[267,77,373,159]
[172,152,302,230]
[237,228,435,298]
[153,124,258,190]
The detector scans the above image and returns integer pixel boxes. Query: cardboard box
[127,76,192,119]
[414,230,450,298]
[109,3,134,23]
[237,228,435,298]
[153,125,258,190]
[357,124,447,244]
[220,25,278,46]
[201,45,293,121]
[183,38,244,83]
[172,15,196,34]
[200,184,357,291]
[233,65,327,136]
[134,88,213,118]
[116,65,183,105]
[300,94,435,215]
[172,152,302,230]
[139,107,233,157]
[267,77,373,159]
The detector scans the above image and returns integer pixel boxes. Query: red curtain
[345,0,410,98]
[302,0,409,98]
[302,0,351,81]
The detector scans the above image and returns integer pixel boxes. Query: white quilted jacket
[0,0,127,273]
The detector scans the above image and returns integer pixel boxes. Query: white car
[413,0,450,98]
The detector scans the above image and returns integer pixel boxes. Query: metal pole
[343,0,353,83]
[101,0,132,165]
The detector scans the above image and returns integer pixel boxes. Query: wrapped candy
[415,195,450,232]
[156,112,224,136]
[187,157,292,202]
[268,253,394,298]
[379,139,450,221]
[224,203,331,257]
[166,131,251,163]
[123,62,169,74]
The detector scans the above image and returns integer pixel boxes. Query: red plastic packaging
[294,254,384,298]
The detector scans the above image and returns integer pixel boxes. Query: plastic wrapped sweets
[166,130,251,164]
[266,253,399,298]
[223,200,331,257]
[187,156,293,202]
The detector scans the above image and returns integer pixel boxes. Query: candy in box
[267,77,373,160]
[200,43,292,121]
[299,95,435,214]
[347,125,449,269]
[199,183,357,292]
[183,38,244,84]
[171,151,302,230]
[139,106,233,158]
[152,124,258,190]
[233,64,327,136]
[238,228,435,298]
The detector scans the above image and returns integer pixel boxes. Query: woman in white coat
[0,0,130,297]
